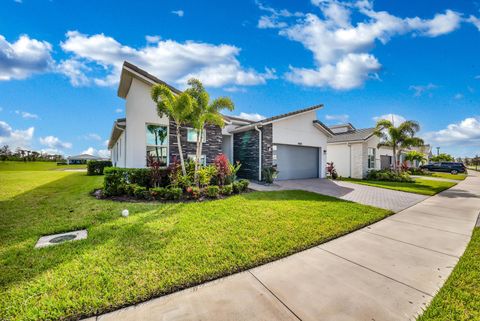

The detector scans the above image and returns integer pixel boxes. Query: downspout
[254,125,262,181]
[347,142,352,178]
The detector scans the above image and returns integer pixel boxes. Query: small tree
[185,79,234,186]
[430,153,454,162]
[151,84,193,176]
[373,119,424,171]
[404,151,426,167]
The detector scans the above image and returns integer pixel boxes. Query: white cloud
[59,31,275,88]
[145,35,161,43]
[260,1,462,90]
[83,133,101,141]
[409,83,437,97]
[223,86,247,93]
[56,58,90,86]
[82,146,110,158]
[406,10,462,37]
[256,1,303,29]
[39,135,72,149]
[454,93,464,100]
[171,10,184,17]
[15,110,39,119]
[325,114,349,123]
[0,34,53,81]
[258,16,288,29]
[236,112,266,121]
[467,15,480,31]
[373,113,407,126]
[285,53,380,90]
[425,117,480,145]
[0,120,34,149]
[115,108,123,113]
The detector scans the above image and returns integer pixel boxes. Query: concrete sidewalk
[88,173,480,321]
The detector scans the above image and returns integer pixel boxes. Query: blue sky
[1,0,480,158]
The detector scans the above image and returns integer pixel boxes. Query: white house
[326,123,394,178]
[108,61,333,180]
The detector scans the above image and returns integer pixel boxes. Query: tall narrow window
[368,148,376,169]
[146,124,168,166]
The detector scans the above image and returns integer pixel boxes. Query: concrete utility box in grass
[35,229,87,248]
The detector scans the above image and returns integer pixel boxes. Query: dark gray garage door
[275,145,319,180]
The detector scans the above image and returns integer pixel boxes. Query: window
[187,128,206,143]
[188,154,206,166]
[146,124,168,166]
[368,148,376,169]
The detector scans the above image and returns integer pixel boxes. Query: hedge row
[87,160,112,176]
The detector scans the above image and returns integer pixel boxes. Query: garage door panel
[275,145,319,180]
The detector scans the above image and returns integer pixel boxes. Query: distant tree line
[0,145,65,162]
[456,155,480,170]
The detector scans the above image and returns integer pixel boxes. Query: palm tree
[373,119,424,170]
[185,78,234,185]
[404,150,426,167]
[151,84,193,175]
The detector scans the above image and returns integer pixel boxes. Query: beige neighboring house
[326,123,394,179]
[327,123,431,178]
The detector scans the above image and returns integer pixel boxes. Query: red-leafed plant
[326,162,338,179]
[147,155,166,187]
[214,153,231,186]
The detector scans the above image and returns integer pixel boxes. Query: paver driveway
[85,173,480,321]
[250,178,428,212]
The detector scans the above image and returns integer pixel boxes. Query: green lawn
[0,161,86,171]
[423,172,467,181]
[418,227,480,321]
[341,178,456,195]
[0,168,391,320]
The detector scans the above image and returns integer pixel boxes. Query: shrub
[87,160,112,175]
[214,154,231,186]
[150,187,167,200]
[221,184,233,195]
[147,155,169,187]
[326,162,338,179]
[366,169,413,183]
[133,185,148,199]
[104,167,157,196]
[238,179,249,191]
[232,181,242,194]
[206,185,220,198]
[198,165,217,187]
[262,166,278,184]
[185,186,201,199]
[165,187,182,200]
[103,167,125,196]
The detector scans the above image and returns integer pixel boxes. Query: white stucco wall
[111,131,126,167]
[272,111,329,178]
[326,143,350,177]
[125,78,169,168]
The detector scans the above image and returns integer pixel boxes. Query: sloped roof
[67,154,100,160]
[327,127,376,143]
[118,61,182,98]
[108,118,126,149]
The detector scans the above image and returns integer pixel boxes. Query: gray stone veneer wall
[233,124,273,180]
[169,120,223,165]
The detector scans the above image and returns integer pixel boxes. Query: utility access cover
[35,229,87,248]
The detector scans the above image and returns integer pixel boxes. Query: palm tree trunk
[392,146,397,171]
[194,129,201,187]
[176,124,186,176]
